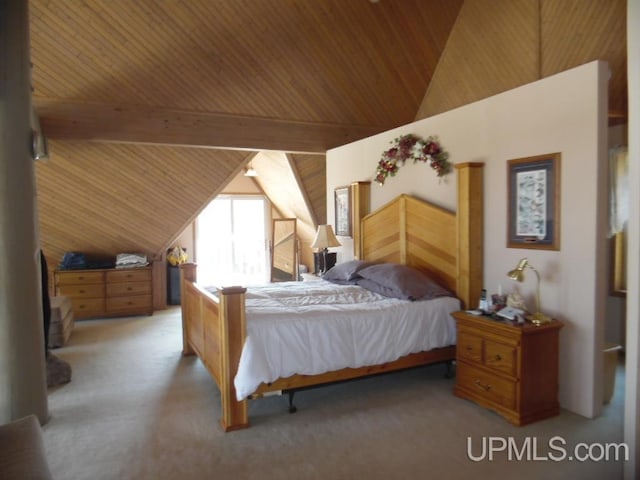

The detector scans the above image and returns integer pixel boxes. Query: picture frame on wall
[334,185,352,237]
[507,153,561,250]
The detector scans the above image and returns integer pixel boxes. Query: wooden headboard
[358,163,483,309]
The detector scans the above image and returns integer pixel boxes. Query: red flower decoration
[374,134,451,185]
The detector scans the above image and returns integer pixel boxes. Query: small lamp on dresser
[311,225,341,275]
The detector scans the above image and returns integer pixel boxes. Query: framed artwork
[334,185,352,237]
[507,153,561,250]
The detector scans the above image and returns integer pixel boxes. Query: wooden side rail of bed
[181,162,484,432]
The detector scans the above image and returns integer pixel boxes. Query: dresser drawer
[70,298,105,317]
[106,281,152,297]
[457,331,483,364]
[458,363,516,410]
[58,283,104,299]
[56,271,104,285]
[484,340,517,377]
[106,268,151,284]
[106,294,152,312]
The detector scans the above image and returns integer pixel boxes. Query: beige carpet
[43,308,625,479]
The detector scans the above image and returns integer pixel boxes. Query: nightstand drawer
[484,341,517,376]
[458,363,516,410]
[457,331,483,363]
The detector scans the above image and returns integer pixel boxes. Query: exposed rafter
[35,99,384,154]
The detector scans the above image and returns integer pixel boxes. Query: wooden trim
[351,181,371,259]
[287,153,318,228]
[455,162,484,309]
[253,347,455,394]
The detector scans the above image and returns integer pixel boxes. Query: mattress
[217,280,459,400]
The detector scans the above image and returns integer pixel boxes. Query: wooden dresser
[452,311,563,426]
[54,266,153,319]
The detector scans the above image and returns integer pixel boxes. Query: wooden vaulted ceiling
[30,0,627,266]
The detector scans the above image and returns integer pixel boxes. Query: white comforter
[224,280,459,400]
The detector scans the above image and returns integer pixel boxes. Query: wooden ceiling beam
[34,99,383,155]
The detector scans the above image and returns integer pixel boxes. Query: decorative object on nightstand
[310,225,341,275]
[507,257,551,325]
[452,311,563,426]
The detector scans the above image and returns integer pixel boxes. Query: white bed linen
[209,280,459,401]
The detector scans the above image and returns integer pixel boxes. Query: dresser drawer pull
[494,354,502,361]
[127,287,133,291]
[79,289,85,293]
[466,345,473,351]
[475,379,492,391]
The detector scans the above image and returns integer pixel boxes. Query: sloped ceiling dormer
[29,0,627,268]
[35,141,251,263]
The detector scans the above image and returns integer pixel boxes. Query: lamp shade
[311,225,341,250]
[507,258,529,282]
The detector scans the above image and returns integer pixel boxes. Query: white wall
[327,61,609,419]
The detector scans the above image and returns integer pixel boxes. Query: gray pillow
[357,263,453,300]
[323,260,374,284]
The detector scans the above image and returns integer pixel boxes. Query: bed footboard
[180,264,249,431]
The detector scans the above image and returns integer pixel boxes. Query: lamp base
[526,311,553,326]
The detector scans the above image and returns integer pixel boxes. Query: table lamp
[311,225,341,274]
[507,258,552,325]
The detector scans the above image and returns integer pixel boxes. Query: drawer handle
[494,354,502,361]
[127,287,133,291]
[475,380,492,392]
[79,289,85,293]
[466,345,473,351]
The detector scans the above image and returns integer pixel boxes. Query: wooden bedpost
[455,163,484,310]
[218,286,249,431]
[351,181,371,259]
[180,263,197,356]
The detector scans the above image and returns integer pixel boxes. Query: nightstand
[452,311,563,426]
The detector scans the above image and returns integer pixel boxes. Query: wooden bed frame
[180,162,483,431]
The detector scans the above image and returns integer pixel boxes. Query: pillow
[322,260,374,284]
[356,278,400,298]
[357,263,453,300]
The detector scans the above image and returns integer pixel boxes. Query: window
[196,195,269,286]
